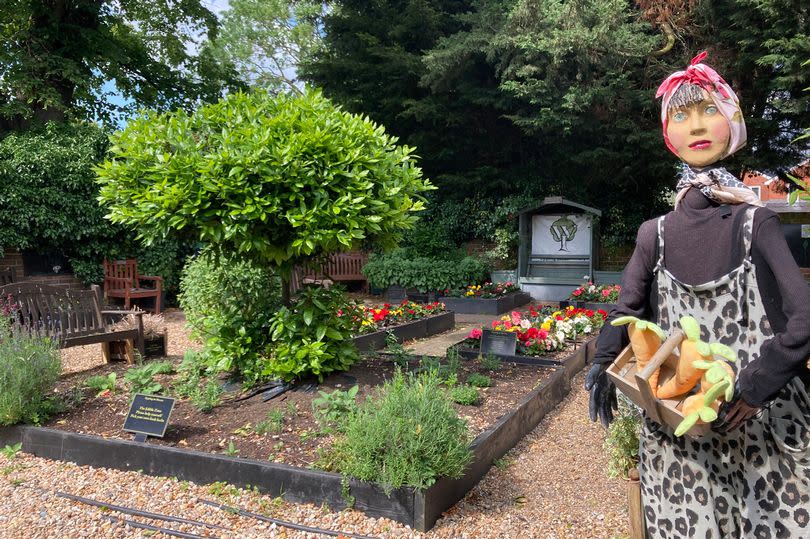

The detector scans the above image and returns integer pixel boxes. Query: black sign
[123,394,175,438]
[480,329,517,357]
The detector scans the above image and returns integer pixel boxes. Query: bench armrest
[137,275,163,282]
[101,310,144,317]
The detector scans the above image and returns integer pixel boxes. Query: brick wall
[0,248,83,289]
[598,244,634,271]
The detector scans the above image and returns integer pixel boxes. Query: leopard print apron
[639,207,810,538]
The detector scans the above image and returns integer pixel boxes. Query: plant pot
[489,269,517,284]
[406,289,437,304]
[385,285,407,303]
[143,331,169,358]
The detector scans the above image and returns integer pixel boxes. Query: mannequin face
[666,89,730,168]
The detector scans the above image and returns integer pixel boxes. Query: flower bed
[438,283,531,315]
[459,306,607,377]
[342,300,446,334]
[560,282,620,313]
[0,349,573,532]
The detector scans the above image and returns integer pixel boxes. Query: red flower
[597,309,608,319]
[407,309,415,315]
[538,328,548,340]
[572,289,582,296]
[468,328,483,339]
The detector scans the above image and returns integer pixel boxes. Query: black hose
[101,514,213,539]
[199,498,379,539]
[56,491,230,531]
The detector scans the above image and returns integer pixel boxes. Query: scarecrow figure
[586,52,810,538]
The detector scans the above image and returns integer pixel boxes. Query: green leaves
[264,286,359,382]
[679,316,702,342]
[97,89,434,273]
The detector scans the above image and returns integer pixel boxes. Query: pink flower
[572,289,582,296]
[510,311,522,325]
[602,289,611,297]
[468,328,483,339]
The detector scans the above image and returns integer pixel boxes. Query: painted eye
[672,111,687,123]
[705,105,718,115]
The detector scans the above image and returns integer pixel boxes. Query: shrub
[450,385,480,405]
[264,286,359,382]
[124,361,173,395]
[362,250,490,292]
[97,89,434,301]
[466,373,492,388]
[84,373,117,396]
[331,370,472,493]
[179,249,281,385]
[0,326,61,426]
[312,385,359,430]
[605,396,642,478]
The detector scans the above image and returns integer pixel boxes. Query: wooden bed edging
[437,292,532,315]
[0,337,581,532]
[351,311,455,352]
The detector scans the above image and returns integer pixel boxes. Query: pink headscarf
[656,51,746,160]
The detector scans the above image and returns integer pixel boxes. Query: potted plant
[485,227,518,284]
[110,313,168,359]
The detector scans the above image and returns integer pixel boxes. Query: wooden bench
[103,259,163,314]
[292,252,369,293]
[0,282,145,364]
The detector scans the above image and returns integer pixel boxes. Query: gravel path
[1,310,629,538]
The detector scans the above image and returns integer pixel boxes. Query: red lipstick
[689,140,711,150]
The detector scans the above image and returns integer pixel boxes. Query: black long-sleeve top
[593,188,810,407]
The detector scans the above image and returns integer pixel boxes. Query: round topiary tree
[96,88,434,304]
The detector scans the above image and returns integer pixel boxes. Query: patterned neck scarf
[674,164,763,209]
[656,51,747,161]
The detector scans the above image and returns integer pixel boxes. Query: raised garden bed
[0,344,578,532]
[455,335,595,380]
[352,311,454,352]
[438,291,532,315]
[559,300,618,313]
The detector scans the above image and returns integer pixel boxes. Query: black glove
[713,382,760,433]
[585,362,617,428]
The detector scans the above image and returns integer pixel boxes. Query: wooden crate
[606,330,710,437]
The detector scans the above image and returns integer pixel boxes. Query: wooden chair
[103,259,163,314]
[0,282,144,363]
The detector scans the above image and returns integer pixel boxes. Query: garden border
[455,337,591,381]
[351,311,455,352]
[0,338,595,532]
[437,291,532,315]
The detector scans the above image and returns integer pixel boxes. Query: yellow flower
[541,321,552,331]
[552,311,561,318]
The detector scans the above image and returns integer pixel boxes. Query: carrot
[611,316,667,396]
[657,316,737,399]
[673,355,737,437]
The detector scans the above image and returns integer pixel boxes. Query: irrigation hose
[56,491,231,531]
[200,498,379,539]
[101,514,213,539]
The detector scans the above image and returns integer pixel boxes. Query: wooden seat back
[0,282,104,343]
[103,259,139,290]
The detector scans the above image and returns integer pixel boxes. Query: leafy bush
[312,385,359,430]
[605,396,642,478]
[179,249,281,384]
[189,379,224,413]
[450,385,480,405]
[264,286,359,382]
[362,250,490,292]
[84,373,117,396]
[124,361,173,395]
[96,89,434,289]
[0,326,61,426]
[466,373,492,388]
[330,370,472,493]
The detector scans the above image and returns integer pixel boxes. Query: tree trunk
[281,276,292,307]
